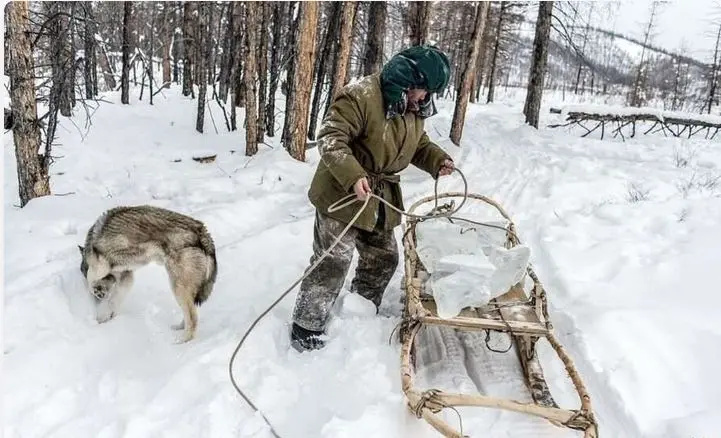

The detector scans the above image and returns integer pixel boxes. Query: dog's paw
[173,330,194,344]
[171,320,185,331]
[96,312,116,324]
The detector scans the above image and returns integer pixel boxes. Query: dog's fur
[78,205,217,343]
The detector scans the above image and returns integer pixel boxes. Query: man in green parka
[291,45,454,352]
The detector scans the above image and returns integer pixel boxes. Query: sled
[398,192,599,438]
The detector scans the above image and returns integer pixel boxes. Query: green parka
[308,73,451,232]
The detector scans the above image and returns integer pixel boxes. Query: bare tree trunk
[450,2,489,146]
[282,2,299,146]
[486,2,506,104]
[182,1,195,97]
[266,1,282,136]
[96,43,116,91]
[195,2,208,132]
[161,2,172,87]
[121,1,132,104]
[148,6,156,105]
[7,0,51,206]
[326,1,355,113]
[218,4,234,102]
[257,2,269,143]
[308,2,340,140]
[707,24,721,114]
[287,1,319,161]
[523,1,553,129]
[362,1,386,76]
[83,1,97,99]
[407,1,431,46]
[629,2,659,107]
[244,1,259,155]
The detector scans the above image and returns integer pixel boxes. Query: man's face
[407,88,428,112]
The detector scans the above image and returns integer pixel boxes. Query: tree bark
[121,1,132,104]
[195,2,208,132]
[449,2,489,146]
[486,2,507,104]
[330,1,355,102]
[362,1,386,76]
[244,1,259,155]
[287,1,319,161]
[83,1,98,99]
[265,1,282,136]
[281,2,299,146]
[161,2,172,87]
[217,3,234,102]
[257,2,269,143]
[7,0,51,206]
[523,1,553,129]
[308,2,340,140]
[407,1,431,46]
[182,1,195,97]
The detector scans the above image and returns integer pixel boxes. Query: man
[291,45,454,352]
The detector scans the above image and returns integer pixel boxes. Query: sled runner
[398,192,599,438]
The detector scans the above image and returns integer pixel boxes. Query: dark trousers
[291,207,399,332]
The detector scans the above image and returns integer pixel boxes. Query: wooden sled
[399,192,599,438]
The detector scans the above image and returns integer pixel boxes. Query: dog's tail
[195,224,217,306]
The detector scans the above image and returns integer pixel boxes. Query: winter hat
[380,44,451,118]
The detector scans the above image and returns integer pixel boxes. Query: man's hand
[353,177,372,201]
[438,159,454,177]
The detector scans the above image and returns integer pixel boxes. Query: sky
[611,0,719,60]
[519,0,719,63]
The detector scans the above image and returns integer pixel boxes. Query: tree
[121,1,132,104]
[83,1,98,99]
[257,2,269,144]
[265,2,283,136]
[308,2,340,140]
[195,2,210,133]
[182,1,195,97]
[407,1,430,46]
[6,0,51,206]
[244,1,259,155]
[362,1,386,76]
[450,2,489,146]
[328,2,356,105]
[706,24,721,114]
[523,1,553,129]
[286,1,319,161]
[628,1,662,107]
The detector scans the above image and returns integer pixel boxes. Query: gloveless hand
[438,159,454,177]
[353,177,372,201]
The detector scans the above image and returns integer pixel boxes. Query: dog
[78,205,217,343]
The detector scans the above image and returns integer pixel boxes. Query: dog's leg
[96,271,134,324]
[167,248,205,343]
[109,270,134,316]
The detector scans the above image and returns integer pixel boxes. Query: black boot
[290,322,325,352]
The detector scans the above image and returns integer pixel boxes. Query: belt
[367,171,400,194]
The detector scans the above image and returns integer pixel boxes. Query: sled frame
[399,192,599,438]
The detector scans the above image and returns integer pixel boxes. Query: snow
[4,83,721,438]
[557,103,721,125]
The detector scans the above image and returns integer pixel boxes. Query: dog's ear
[78,245,84,254]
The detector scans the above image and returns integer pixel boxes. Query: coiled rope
[227,167,504,437]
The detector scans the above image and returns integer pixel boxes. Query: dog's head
[78,244,117,301]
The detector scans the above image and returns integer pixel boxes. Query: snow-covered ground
[3,84,720,438]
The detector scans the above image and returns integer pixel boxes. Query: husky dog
[78,205,217,343]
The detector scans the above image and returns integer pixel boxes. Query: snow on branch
[549,104,721,141]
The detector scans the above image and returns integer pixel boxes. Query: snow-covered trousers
[291,208,399,332]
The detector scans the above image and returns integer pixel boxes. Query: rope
[411,389,466,437]
[227,167,507,437]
